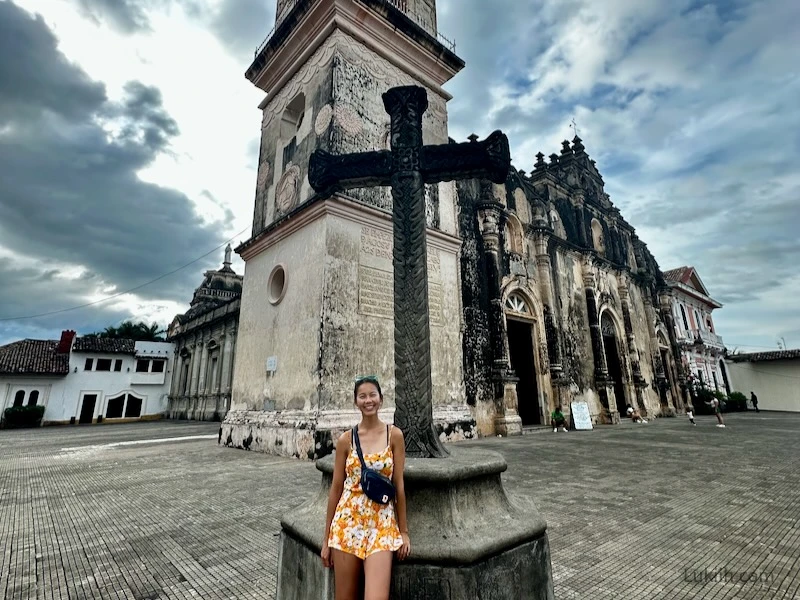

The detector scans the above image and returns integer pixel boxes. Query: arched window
[280,93,306,140]
[591,218,605,255]
[13,390,25,407]
[706,318,714,333]
[28,391,39,406]
[505,292,531,315]
[680,305,689,331]
[504,215,525,255]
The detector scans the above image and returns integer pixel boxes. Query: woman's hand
[397,533,411,561]
[321,543,332,568]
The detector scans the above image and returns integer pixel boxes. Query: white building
[0,330,174,425]
[663,266,728,394]
[726,349,800,412]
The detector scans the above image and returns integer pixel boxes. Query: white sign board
[266,356,278,372]
[570,401,593,431]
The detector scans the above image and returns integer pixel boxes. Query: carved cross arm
[309,149,393,193]
[420,130,511,185]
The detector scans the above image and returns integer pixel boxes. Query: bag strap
[352,427,367,471]
[386,424,389,446]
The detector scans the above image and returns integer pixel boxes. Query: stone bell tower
[222,0,472,458]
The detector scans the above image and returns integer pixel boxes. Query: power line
[0,227,250,322]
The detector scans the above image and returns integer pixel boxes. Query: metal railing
[680,328,725,348]
[254,0,456,58]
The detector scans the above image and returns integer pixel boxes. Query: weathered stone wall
[224,207,473,459]
[253,30,453,238]
[314,209,471,425]
[230,218,327,413]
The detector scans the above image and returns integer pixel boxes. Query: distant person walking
[750,392,760,413]
[707,397,725,428]
[686,407,696,426]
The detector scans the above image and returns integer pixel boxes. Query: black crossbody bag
[352,426,396,505]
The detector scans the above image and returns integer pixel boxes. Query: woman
[321,375,411,599]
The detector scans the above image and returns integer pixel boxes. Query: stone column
[583,263,613,420]
[619,280,647,414]
[478,201,521,436]
[571,193,588,248]
[188,341,201,397]
[168,345,181,418]
[221,327,234,395]
[533,231,563,377]
[198,339,210,419]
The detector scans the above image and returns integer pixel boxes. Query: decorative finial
[468,133,479,143]
[535,152,546,169]
[561,140,572,155]
[549,153,559,165]
[572,136,585,154]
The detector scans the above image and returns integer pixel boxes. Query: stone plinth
[277,446,555,599]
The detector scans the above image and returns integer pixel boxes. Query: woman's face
[355,382,382,416]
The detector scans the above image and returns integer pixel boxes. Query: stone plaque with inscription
[358,225,443,326]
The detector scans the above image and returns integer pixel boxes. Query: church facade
[457,142,684,435]
[166,246,242,421]
[220,0,684,458]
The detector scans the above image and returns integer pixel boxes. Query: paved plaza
[1,413,798,599]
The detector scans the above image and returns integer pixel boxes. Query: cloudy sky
[0,0,798,352]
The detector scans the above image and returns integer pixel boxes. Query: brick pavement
[0,414,798,599]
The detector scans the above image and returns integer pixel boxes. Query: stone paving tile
[1,414,798,599]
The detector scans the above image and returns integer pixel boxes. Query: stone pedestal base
[277,446,555,599]
[220,406,476,460]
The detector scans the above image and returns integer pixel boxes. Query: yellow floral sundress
[327,426,403,559]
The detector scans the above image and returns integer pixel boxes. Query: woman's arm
[391,427,411,560]
[321,432,349,567]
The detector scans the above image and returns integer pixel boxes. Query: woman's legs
[333,549,363,600]
[363,551,394,600]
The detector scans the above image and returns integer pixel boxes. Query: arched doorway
[600,311,627,416]
[505,292,541,426]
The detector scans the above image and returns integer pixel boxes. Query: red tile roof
[728,349,800,363]
[663,266,693,284]
[72,337,135,354]
[0,339,70,375]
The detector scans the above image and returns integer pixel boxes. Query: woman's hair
[353,375,383,401]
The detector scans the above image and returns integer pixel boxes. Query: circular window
[268,264,287,305]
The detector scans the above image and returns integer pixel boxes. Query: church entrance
[601,313,627,416]
[507,318,541,426]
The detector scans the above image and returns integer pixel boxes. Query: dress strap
[386,424,389,446]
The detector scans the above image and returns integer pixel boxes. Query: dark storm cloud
[0,2,230,339]
[74,0,152,33]
[209,0,274,63]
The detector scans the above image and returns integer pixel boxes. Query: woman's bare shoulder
[336,430,352,450]
[390,425,405,443]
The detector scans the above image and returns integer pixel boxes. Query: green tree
[90,320,165,342]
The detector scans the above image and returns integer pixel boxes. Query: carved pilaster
[478,204,510,369]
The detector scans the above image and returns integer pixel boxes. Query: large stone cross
[309,86,510,458]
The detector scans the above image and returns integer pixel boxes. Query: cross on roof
[570,118,581,139]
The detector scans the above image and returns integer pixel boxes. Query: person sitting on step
[626,404,647,423]
[551,405,569,433]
